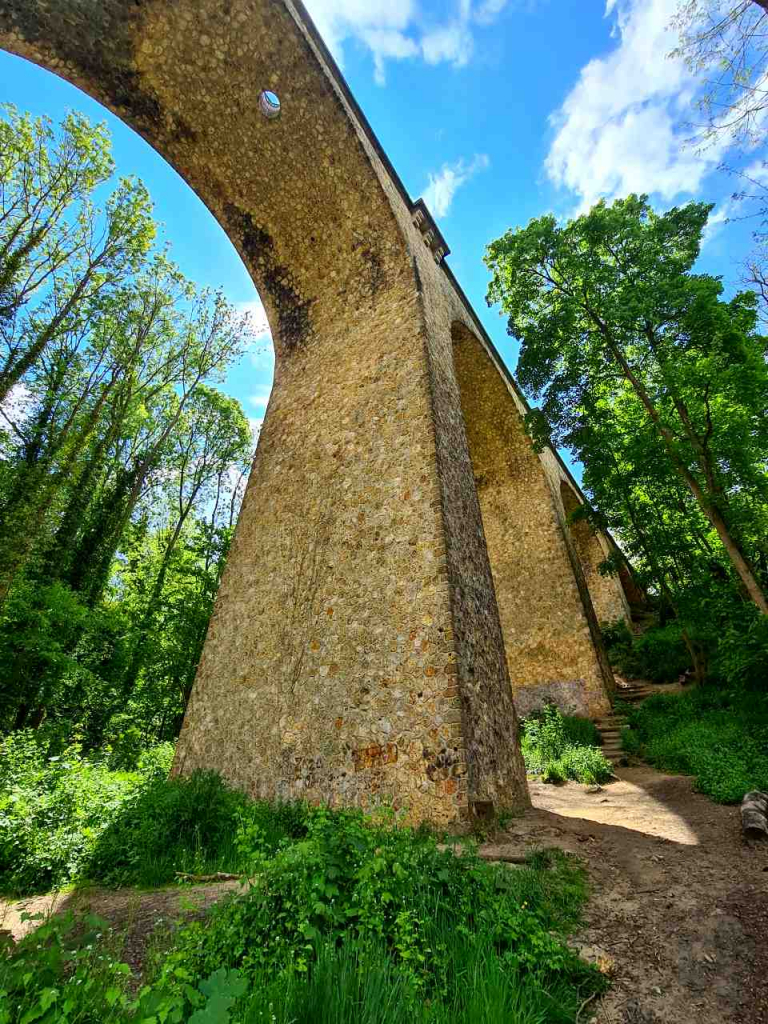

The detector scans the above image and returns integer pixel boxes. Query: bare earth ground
[521,768,768,1024]
[2,765,767,1023]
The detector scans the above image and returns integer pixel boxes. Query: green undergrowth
[621,686,768,802]
[0,732,175,895]
[0,806,605,1023]
[601,618,691,683]
[521,704,612,785]
[0,731,312,895]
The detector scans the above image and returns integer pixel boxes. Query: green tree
[485,194,768,613]
[0,106,255,743]
[119,386,252,699]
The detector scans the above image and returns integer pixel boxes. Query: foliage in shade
[621,686,768,803]
[601,619,692,684]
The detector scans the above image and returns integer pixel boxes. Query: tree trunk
[121,499,196,696]
[13,702,30,730]
[681,628,706,683]
[603,335,768,614]
[0,266,99,404]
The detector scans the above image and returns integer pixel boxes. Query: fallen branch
[576,991,599,1023]
[174,871,242,883]
[479,852,529,865]
[741,791,768,840]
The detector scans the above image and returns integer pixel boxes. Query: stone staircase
[595,680,657,764]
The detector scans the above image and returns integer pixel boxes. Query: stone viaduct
[0,0,636,823]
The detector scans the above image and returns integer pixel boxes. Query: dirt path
[0,879,245,980]
[2,765,766,1022]
[516,768,768,1024]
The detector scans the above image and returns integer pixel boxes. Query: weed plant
[520,705,612,785]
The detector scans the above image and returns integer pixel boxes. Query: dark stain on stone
[352,239,386,303]
[411,255,423,295]
[224,202,314,349]
[0,0,195,144]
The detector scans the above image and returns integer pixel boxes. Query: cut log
[741,790,768,840]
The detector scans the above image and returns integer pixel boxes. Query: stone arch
[451,322,613,719]
[558,482,631,626]
[1,0,531,823]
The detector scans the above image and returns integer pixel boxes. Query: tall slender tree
[486,194,768,613]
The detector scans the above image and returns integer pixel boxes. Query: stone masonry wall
[0,0,620,818]
[559,483,631,626]
[0,0,532,823]
[451,324,613,719]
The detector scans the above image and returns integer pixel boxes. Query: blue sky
[0,0,760,452]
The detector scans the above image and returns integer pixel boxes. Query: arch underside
[452,323,613,719]
[559,483,631,626]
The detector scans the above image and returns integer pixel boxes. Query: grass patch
[0,807,605,1023]
[621,686,768,802]
[521,705,612,785]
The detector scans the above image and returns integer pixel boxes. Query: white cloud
[249,393,271,408]
[701,202,733,245]
[475,0,509,25]
[421,20,474,68]
[423,153,490,218]
[544,0,730,212]
[303,0,510,84]
[0,382,32,425]
[248,341,275,373]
